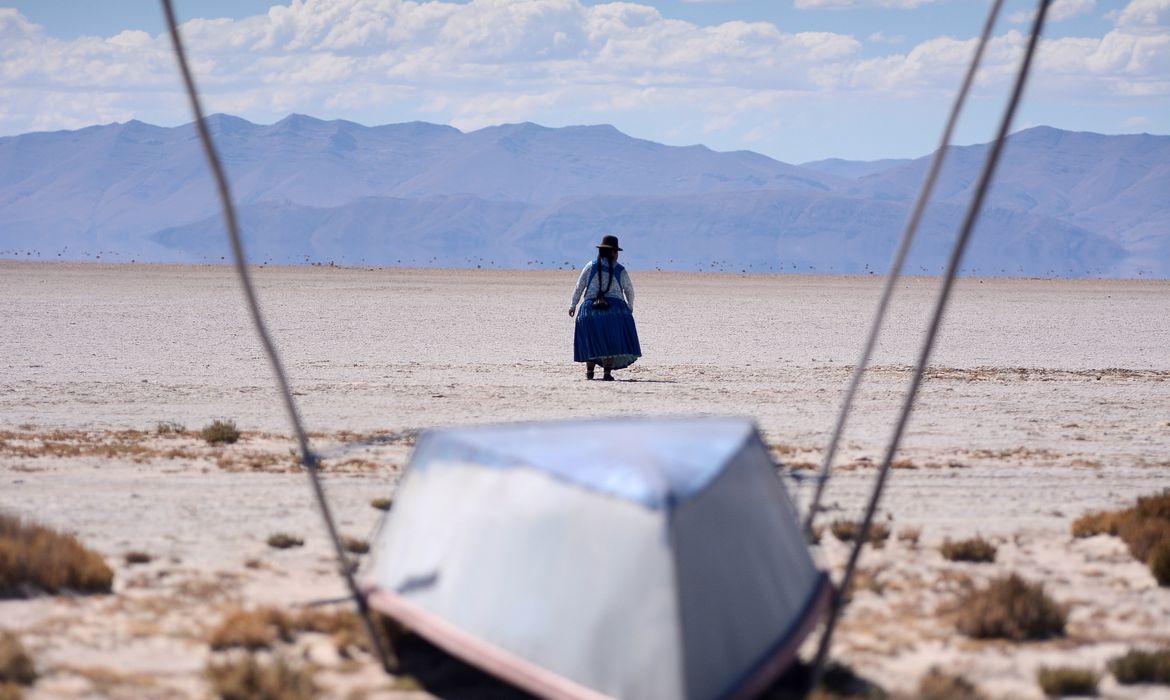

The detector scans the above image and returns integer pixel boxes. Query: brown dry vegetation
[266,534,303,550]
[342,536,369,555]
[940,536,997,563]
[369,497,393,511]
[955,574,1066,641]
[1036,666,1098,697]
[201,420,242,445]
[1109,648,1170,685]
[913,668,984,700]
[830,520,891,548]
[0,512,113,596]
[0,633,36,686]
[205,652,316,700]
[1072,489,1170,585]
[207,606,374,658]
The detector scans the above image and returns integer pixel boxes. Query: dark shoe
[602,371,614,381]
[586,369,595,380]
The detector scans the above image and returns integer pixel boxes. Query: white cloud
[1123,114,1152,127]
[1118,0,1170,29]
[0,0,1166,144]
[794,0,936,8]
[868,32,905,45]
[1010,0,1096,25]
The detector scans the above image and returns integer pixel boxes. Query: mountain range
[1,114,1165,277]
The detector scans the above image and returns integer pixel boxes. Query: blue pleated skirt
[574,296,641,369]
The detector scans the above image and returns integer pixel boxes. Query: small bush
[915,668,984,700]
[155,421,185,435]
[124,551,152,565]
[1071,490,1170,586]
[369,497,393,511]
[342,536,369,555]
[1071,511,1119,538]
[266,534,303,550]
[0,633,36,686]
[941,536,997,563]
[956,573,1066,641]
[1149,542,1170,586]
[201,420,241,445]
[208,608,293,651]
[1109,648,1170,685]
[830,520,890,547]
[1037,666,1098,697]
[897,527,921,547]
[0,512,113,596]
[205,652,316,700]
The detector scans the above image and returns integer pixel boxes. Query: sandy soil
[1,261,1169,699]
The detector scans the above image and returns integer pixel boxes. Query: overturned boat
[365,416,831,700]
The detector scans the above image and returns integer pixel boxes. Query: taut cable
[159,0,394,672]
[807,0,1053,691]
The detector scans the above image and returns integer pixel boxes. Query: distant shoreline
[3,259,1168,283]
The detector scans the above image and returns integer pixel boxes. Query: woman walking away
[569,235,641,381]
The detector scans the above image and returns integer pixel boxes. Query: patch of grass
[155,421,185,435]
[0,512,113,596]
[266,534,303,550]
[897,527,921,547]
[956,573,1066,641]
[1037,666,1098,697]
[208,608,293,651]
[914,668,984,700]
[369,497,393,511]
[940,536,997,563]
[201,420,241,445]
[830,520,890,548]
[124,551,152,565]
[0,632,36,686]
[342,537,369,555]
[1109,648,1170,685]
[205,652,316,700]
[1150,542,1170,586]
[1070,489,1170,586]
[1071,510,1120,538]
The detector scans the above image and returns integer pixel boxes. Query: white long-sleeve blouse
[569,260,634,312]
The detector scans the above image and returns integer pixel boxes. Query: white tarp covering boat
[365,416,830,700]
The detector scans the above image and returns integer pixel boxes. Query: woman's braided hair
[596,247,615,300]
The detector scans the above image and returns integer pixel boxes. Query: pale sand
[1,261,1169,698]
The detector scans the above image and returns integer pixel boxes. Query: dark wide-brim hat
[596,235,623,251]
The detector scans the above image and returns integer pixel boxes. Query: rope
[807,0,1053,690]
[803,0,1007,537]
[159,0,394,672]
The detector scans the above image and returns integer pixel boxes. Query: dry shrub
[208,608,294,651]
[1071,490,1170,586]
[1150,542,1170,586]
[205,652,316,700]
[955,574,1065,641]
[897,527,921,547]
[914,668,984,700]
[940,536,997,563]
[0,683,24,700]
[124,551,152,565]
[1109,648,1170,685]
[1071,511,1120,538]
[0,633,35,686]
[830,520,890,548]
[1036,666,1098,697]
[342,537,369,555]
[266,534,303,550]
[155,421,185,435]
[0,512,113,596]
[369,497,393,511]
[201,420,241,445]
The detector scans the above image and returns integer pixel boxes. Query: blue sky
[1,0,1166,162]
